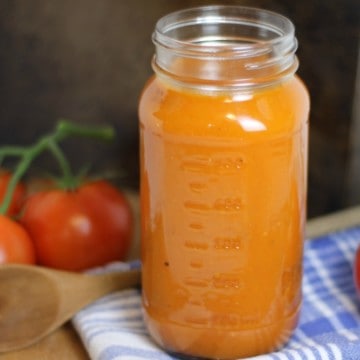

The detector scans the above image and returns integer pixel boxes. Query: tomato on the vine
[0,215,36,264]
[0,170,25,216]
[20,180,133,271]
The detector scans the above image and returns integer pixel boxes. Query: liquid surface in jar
[139,76,309,359]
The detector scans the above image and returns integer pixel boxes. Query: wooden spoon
[0,264,141,353]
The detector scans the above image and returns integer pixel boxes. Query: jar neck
[152,6,299,91]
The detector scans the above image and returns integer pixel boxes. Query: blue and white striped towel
[72,227,360,360]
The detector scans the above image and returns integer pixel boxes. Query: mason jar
[139,5,310,359]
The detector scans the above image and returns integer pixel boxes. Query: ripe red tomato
[355,246,360,294]
[20,180,133,271]
[0,170,26,216]
[0,215,36,264]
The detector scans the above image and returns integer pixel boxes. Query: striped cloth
[72,227,360,360]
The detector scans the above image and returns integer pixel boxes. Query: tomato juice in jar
[139,6,309,359]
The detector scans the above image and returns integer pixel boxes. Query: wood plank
[306,205,360,238]
[0,323,89,360]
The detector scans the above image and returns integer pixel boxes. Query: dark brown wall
[0,0,359,218]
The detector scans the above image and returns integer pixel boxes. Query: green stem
[0,146,28,166]
[47,140,77,190]
[0,146,28,157]
[56,119,115,141]
[0,156,31,214]
[0,119,116,215]
[0,138,49,214]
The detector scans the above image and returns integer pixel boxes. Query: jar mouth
[154,5,295,58]
[152,5,298,89]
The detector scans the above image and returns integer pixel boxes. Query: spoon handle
[55,267,142,316]
[90,268,141,295]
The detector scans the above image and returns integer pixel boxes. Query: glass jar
[139,5,309,359]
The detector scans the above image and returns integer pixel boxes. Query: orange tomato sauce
[139,75,309,359]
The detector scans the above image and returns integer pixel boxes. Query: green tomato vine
[0,119,115,215]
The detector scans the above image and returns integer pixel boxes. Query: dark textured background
[0,0,359,218]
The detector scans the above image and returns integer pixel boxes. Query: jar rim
[153,5,296,58]
[152,5,299,90]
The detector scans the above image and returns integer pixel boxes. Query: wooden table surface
[2,200,360,360]
[0,324,89,360]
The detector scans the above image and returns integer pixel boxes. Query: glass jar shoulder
[139,76,309,141]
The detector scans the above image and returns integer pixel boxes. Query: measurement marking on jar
[212,274,244,289]
[189,260,204,268]
[184,197,243,212]
[180,156,211,173]
[184,240,209,250]
[181,156,245,174]
[214,236,242,250]
[184,278,208,288]
[184,201,210,211]
[188,182,208,193]
[213,198,243,211]
[188,222,204,230]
